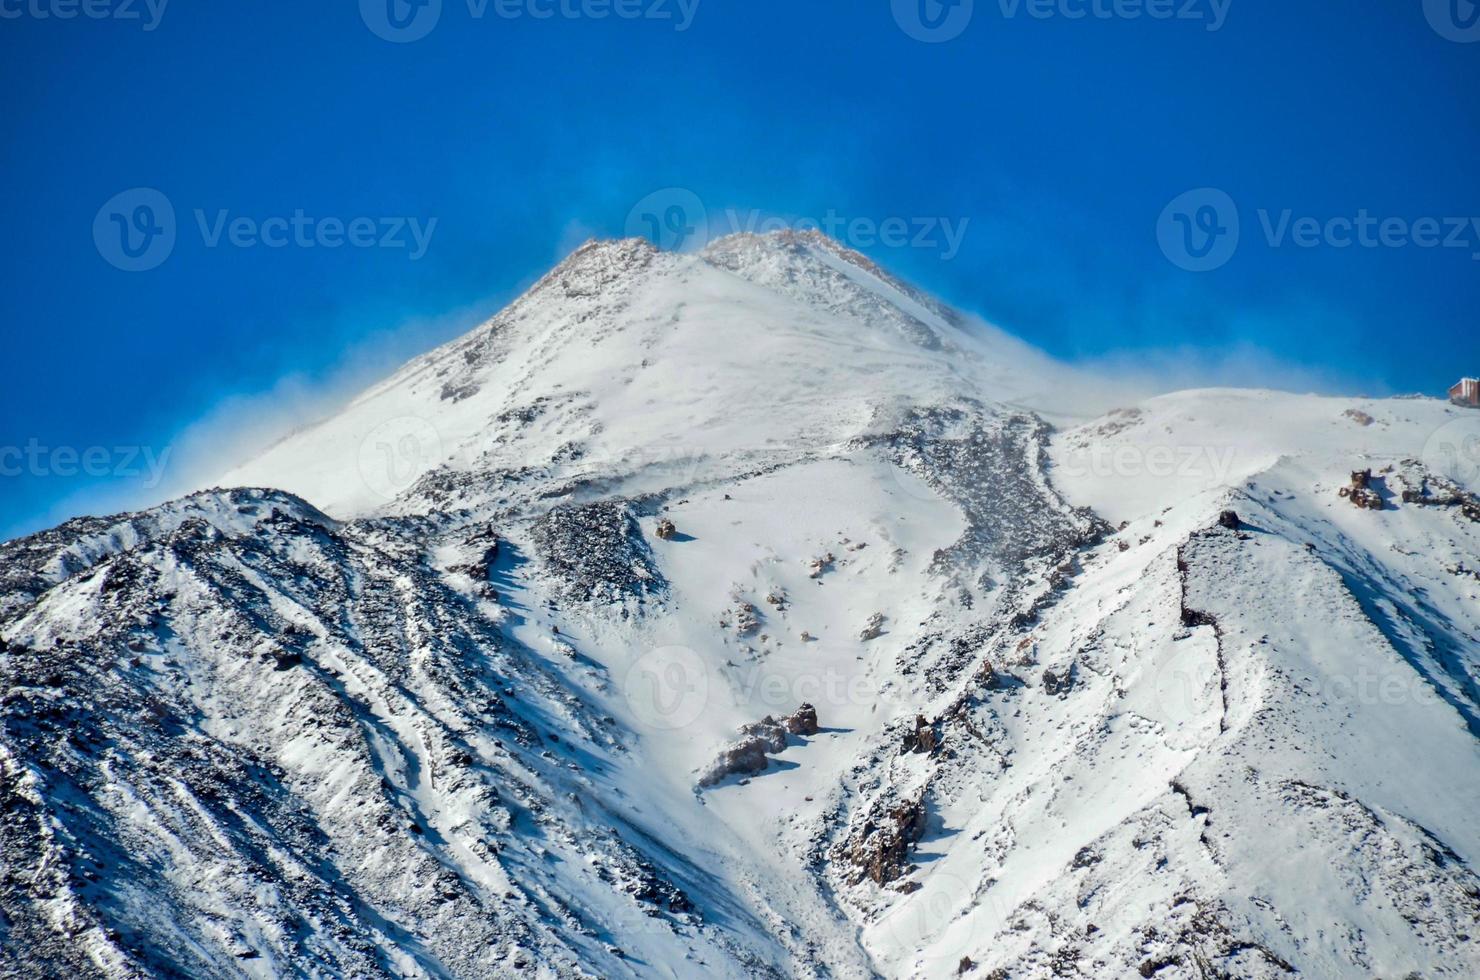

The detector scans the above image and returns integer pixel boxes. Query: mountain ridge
[4,233,1480,978]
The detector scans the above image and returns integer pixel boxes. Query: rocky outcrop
[725,601,760,636]
[530,500,665,604]
[1397,464,1480,522]
[901,714,939,755]
[836,786,929,885]
[696,705,819,787]
[859,612,886,641]
[654,518,678,540]
[1338,469,1384,511]
[1042,665,1075,696]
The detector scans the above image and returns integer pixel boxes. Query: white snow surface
[3,231,1479,979]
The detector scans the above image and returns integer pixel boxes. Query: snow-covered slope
[4,232,1478,979]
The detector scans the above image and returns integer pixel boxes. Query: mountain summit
[4,234,1480,978]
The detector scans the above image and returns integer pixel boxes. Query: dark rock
[782,703,819,736]
[1043,667,1075,696]
[1339,470,1384,511]
[530,500,665,604]
[901,715,938,755]
[698,704,818,786]
[1217,510,1241,530]
[838,790,929,885]
[696,736,770,787]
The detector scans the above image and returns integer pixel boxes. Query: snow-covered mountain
[4,231,1479,979]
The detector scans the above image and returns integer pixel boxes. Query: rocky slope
[3,232,1479,978]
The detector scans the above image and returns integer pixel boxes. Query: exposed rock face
[729,602,760,636]
[1042,665,1075,695]
[654,518,678,540]
[807,553,835,579]
[859,612,886,641]
[836,787,929,885]
[1217,510,1242,530]
[1396,462,1480,522]
[0,489,705,978]
[530,500,665,604]
[901,714,939,755]
[864,405,1108,583]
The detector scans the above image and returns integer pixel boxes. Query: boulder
[839,791,929,885]
[697,704,818,787]
[1338,470,1384,511]
[782,703,819,736]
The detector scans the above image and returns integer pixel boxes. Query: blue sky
[2,0,1478,539]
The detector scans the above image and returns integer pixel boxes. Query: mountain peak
[9,213,1480,978]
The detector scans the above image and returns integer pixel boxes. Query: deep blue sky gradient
[2,0,1477,538]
